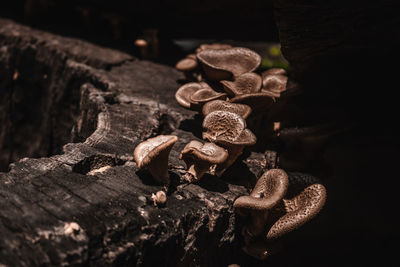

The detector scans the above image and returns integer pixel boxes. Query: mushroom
[202,100,252,119]
[197,47,262,81]
[151,190,167,207]
[233,170,327,259]
[202,111,256,176]
[220,72,262,97]
[261,74,288,98]
[133,135,178,184]
[195,43,233,54]
[175,82,204,109]
[175,54,198,72]
[134,38,148,59]
[261,68,287,77]
[189,88,227,109]
[230,91,276,110]
[179,140,228,183]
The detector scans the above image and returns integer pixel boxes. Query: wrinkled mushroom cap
[221,72,262,96]
[134,39,148,47]
[202,110,256,146]
[266,172,327,240]
[234,169,289,214]
[175,57,198,72]
[180,140,228,164]
[202,100,252,119]
[175,82,204,108]
[190,88,227,104]
[197,47,262,81]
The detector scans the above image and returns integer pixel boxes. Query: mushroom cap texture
[197,47,262,81]
[221,72,262,96]
[202,100,252,119]
[266,172,327,241]
[190,88,227,104]
[202,111,256,146]
[234,169,289,213]
[175,82,204,108]
[230,92,276,109]
[133,135,178,169]
[180,140,228,164]
[175,57,198,72]
[196,43,233,54]
[261,74,288,96]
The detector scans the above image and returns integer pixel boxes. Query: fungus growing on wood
[175,82,204,109]
[233,170,327,259]
[202,100,252,119]
[133,135,178,184]
[197,47,262,81]
[202,111,256,176]
[261,73,288,98]
[221,72,262,96]
[190,88,227,108]
[151,190,167,207]
[230,91,276,110]
[175,55,198,72]
[179,140,228,183]
[195,43,233,54]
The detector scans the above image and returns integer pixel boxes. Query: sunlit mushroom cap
[202,110,256,146]
[190,88,227,104]
[221,72,262,96]
[266,172,327,240]
[202,100,252,119]
[195,43,233,54]
[175,82,204,108]
[234,169,289,215]
[175,58,198,72]
[133,135,178,169]
[197,47,262,81]
[180,140,228,164]
[261,74,288,97]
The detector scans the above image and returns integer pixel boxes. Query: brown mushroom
[261,74,288,97]
[220,72,262,96]
[175,82,204,109]
[197,47,262,81]
[202,111,256,176]
[202,100,252,119]
[230,91,276,110]
[261,68,287,77]
[233,170,327,259]
[134,39,148,58]
[175,56,198,72]
[179,140,228,183]
[195,43,233,54]
[189,88,227,108]
[133,135,178,184]
[151,190,167,207]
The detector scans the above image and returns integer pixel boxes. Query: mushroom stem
[183,162,211,183]
[215,145,244,177]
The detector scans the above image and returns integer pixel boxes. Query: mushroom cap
[197,47,262,81]
[261,68,287,77]
[221,72,262,96]
[133,135,178,169]
[230,91,276,109]
[134,39,148,47]
[266,172,327,241]
[175,82,204,108]
[195,43,233,54]
[179,140,228,164]
[261,74,288,96]
[202,100,252,119]
[190,88,227,104]
[234,169,289,214]
[202,110,256,146]
[175,57,198,72]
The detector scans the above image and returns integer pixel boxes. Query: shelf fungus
[234,169,327,260]
[190,88,227,109]
[197,47,261,81]
[133,135,178,184]
[202,110,256,176]
[179,140,228,183]
[221,72,262,97]
[202,100,252,119]
[175,82,204,109]
[151,190,167,207]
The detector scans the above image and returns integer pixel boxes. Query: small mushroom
[197,47,262,81]
[220,72,262,96]
[133,135,178,184]
[179,140,228,183]
[202,100,252,119]
[175,82,204,109]
[151,190,167,206]
[261,74,288,97]
[175,56,198,72]
[189,88,227,109]
[134,39,148,58]
[202,111,256,176]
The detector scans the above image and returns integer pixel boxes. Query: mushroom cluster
[234,169,326,260]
